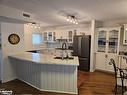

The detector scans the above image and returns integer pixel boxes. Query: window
[32,33,43,45]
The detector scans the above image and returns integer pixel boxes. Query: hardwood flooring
[0,71,120,95]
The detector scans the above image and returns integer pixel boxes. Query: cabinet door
[96,53,106,71]
[78,57,90,71]
[44,32,47,42]
[55,31,61,39]
[106,54,118,72]
[61,31,68,39]
[44,32,55,42]
[96,53,117,72]
[55,31,67,39]
[97,30,107,52]
[108,29,119,53]
[48,32,53,42]
[68,31,73,43]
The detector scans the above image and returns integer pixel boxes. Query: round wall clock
[8,34,20,45]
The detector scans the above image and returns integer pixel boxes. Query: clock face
[8,34,20,45]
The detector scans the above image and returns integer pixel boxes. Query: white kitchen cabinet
[123,24,127,45]
[44,32,55,42]
[55,31,68,39]
[96,52,106,71]
[95,27,120,72]
[56,30,74,43]
[96,52,118,72]
[97,27,120,53]
[68,31,73,43]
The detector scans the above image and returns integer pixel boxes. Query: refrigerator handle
[78,37,82,56]
[79,57,87,60]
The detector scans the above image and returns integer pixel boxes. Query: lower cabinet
[95,52,118,72]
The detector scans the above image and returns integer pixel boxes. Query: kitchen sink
[54,56,74,60]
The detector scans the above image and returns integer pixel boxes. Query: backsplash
[45,42,73,49]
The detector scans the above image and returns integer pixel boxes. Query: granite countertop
[8,52,79,66]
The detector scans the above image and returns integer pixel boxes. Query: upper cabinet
[55,30,74,43]
[123,24,127,45]
[97,30,106,52]
[55,31,68,39]
[68,31,73,43]
[44,32,56,42]
[108,29,119,53]
[97,27,120,54]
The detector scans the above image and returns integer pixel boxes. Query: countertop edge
[8,52,79,66]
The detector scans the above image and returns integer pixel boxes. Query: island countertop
[8,52,79,66]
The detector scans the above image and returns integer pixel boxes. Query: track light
[26,22,41,29]
[66,15,78,24]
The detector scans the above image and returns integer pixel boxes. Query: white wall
[24,24,46,51]
[90,20,97,72]
[0,5,34,23]
[1,22,25,82]
[102,19,127,27]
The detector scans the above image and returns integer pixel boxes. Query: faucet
[61,42,68,59]
[62,42,67,50]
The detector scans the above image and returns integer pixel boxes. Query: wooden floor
[0,71,120,95]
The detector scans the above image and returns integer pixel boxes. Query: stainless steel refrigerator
[73,35,91,71]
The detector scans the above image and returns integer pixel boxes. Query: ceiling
[0,0,127,26]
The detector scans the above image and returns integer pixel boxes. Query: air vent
[22,13,30,18]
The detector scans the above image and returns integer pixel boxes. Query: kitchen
[0,0,127,95]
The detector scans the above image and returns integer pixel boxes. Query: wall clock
[8,34,20,45]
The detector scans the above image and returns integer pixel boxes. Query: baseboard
[19,78,78,94]
[95,69,114,75]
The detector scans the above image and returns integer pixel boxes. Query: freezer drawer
[78,57,90,71]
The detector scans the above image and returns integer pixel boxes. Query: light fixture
[66,15,78,24]
[26,22,41,29]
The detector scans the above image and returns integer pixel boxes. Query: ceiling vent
[22,13,30,18]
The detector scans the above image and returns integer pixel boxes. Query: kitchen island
[8,52,79,94]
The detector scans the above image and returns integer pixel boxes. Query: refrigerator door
[78,36,82,56]
[73,35,91,72]
[73,35,82,56]
[81,35,91,57]
[73,36,78,56]
[78,57,90,71]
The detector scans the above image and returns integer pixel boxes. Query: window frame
[32,33,43,45]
